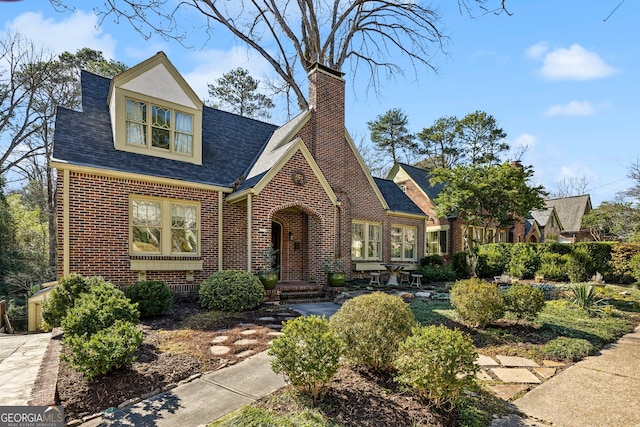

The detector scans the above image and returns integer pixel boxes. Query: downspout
[218,191,223,271]
[247,193,252,272]
[63,169,70,276]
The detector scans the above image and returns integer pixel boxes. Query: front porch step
[276,282,329,302]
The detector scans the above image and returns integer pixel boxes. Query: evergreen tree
[207,68,274,120]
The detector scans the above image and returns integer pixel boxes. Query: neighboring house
[388,163,526,259]
[51,52,429,290]
[544,195,593,243]
[527,206,563,242]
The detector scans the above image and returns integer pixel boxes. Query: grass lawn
[208,283,640,427]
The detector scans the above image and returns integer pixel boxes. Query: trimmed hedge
[508,243,540,279]
[124,280,173,317]
[199,270,264,312]
[477,243,510,278]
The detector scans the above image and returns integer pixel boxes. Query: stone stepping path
[476,354,565,400]
[207,313,297,361]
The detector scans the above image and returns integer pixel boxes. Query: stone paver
[542,360,564,367]
[258,317,276,322]
[233,338,258,346]
[496,355,539,367]
[476,370,493,381]
[267,331,283,336]
[491,368,541,384]
[210,345,231,355]
[236,350,255,359]
[211,336,228,344]
[486,384,529,401]
[534,367,556,379]
[265,324,283,329]
[476,354,499,366]
[240,329,257,335]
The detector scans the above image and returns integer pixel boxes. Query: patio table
[382,264,404,286]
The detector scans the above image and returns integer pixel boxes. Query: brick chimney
[307,63,346,189]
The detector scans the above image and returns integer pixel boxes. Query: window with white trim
[126,98,194,155]
[351,221,382,260]
[465,226,485,250]
[499,229,507,243]
[130,196,199,255]
[391,225,417,261]
[427,225,449,255]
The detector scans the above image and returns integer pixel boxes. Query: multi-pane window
[465,226,486,250]
[126,98,194,155]
[352,221,382,260]
[499,229,507,243]
[427,228,448,255]
[391,225,417,261]
[131,197,199,255]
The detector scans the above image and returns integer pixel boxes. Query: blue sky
[2,1,639,206]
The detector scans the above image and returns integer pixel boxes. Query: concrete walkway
[82,350,285,427]
[509,325,640,427]
[0,332,51,405]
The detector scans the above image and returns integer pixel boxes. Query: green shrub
[567,284,604,315]
[61,282,140,338]
[419,265,456,283]
[536,252,569,282]
[477,244,510,278]
[63,320,143,380]
[630,253,640,283]
[199,270,264,312]
[124,280,173,317]
[508,243,539,279]
[420,254,444,267]
[608,243,640,284]
[542,337,596,361]
[269,315,344,401]
[393,325,478,408]
[537,243,573,255]
[451,251,470,279]
[330,292,416,371]
[502,283,545,322]
[450,278,504,328]
[574,242,612,278]
[566,249,593,283]
[42,274,97,327]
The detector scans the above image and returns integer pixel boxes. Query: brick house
[51,52,428,290]
[388,162,526,259]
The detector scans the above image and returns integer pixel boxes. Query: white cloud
[556,163,597,182]
[4,11,116,59]
[512,133,537,149]
[182,47,277,102]
[544,100,596,117]
[537,44,617,81]
[525,41,550,60]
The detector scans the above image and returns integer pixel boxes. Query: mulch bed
[56,301,300,421]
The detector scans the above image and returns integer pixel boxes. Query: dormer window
[126,98,194,155]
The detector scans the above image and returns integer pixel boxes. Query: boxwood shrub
[42,274,102,327]
[124,280,173,317]
[269,315,344,401]
[199,270,264,312]
[508,243,539,279]
[477,243,510,278]
[330,292,416,371]
[502,283,545,322]
[63,320,143,380]
[394,325,478,408]
[61,281,140,338]
[450,278,504,328]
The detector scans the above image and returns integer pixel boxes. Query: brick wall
[57,171,221,288]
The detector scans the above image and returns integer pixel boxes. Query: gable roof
[391,163,446,201]
[52,71,277,188]
[373,178,425,217]
[545,194,592,232]
[529,206,563,230]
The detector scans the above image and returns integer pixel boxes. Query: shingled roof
[373,177,425,216]
[395,163,446,201]
[52,71,277,188]
[545,195,592,233]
